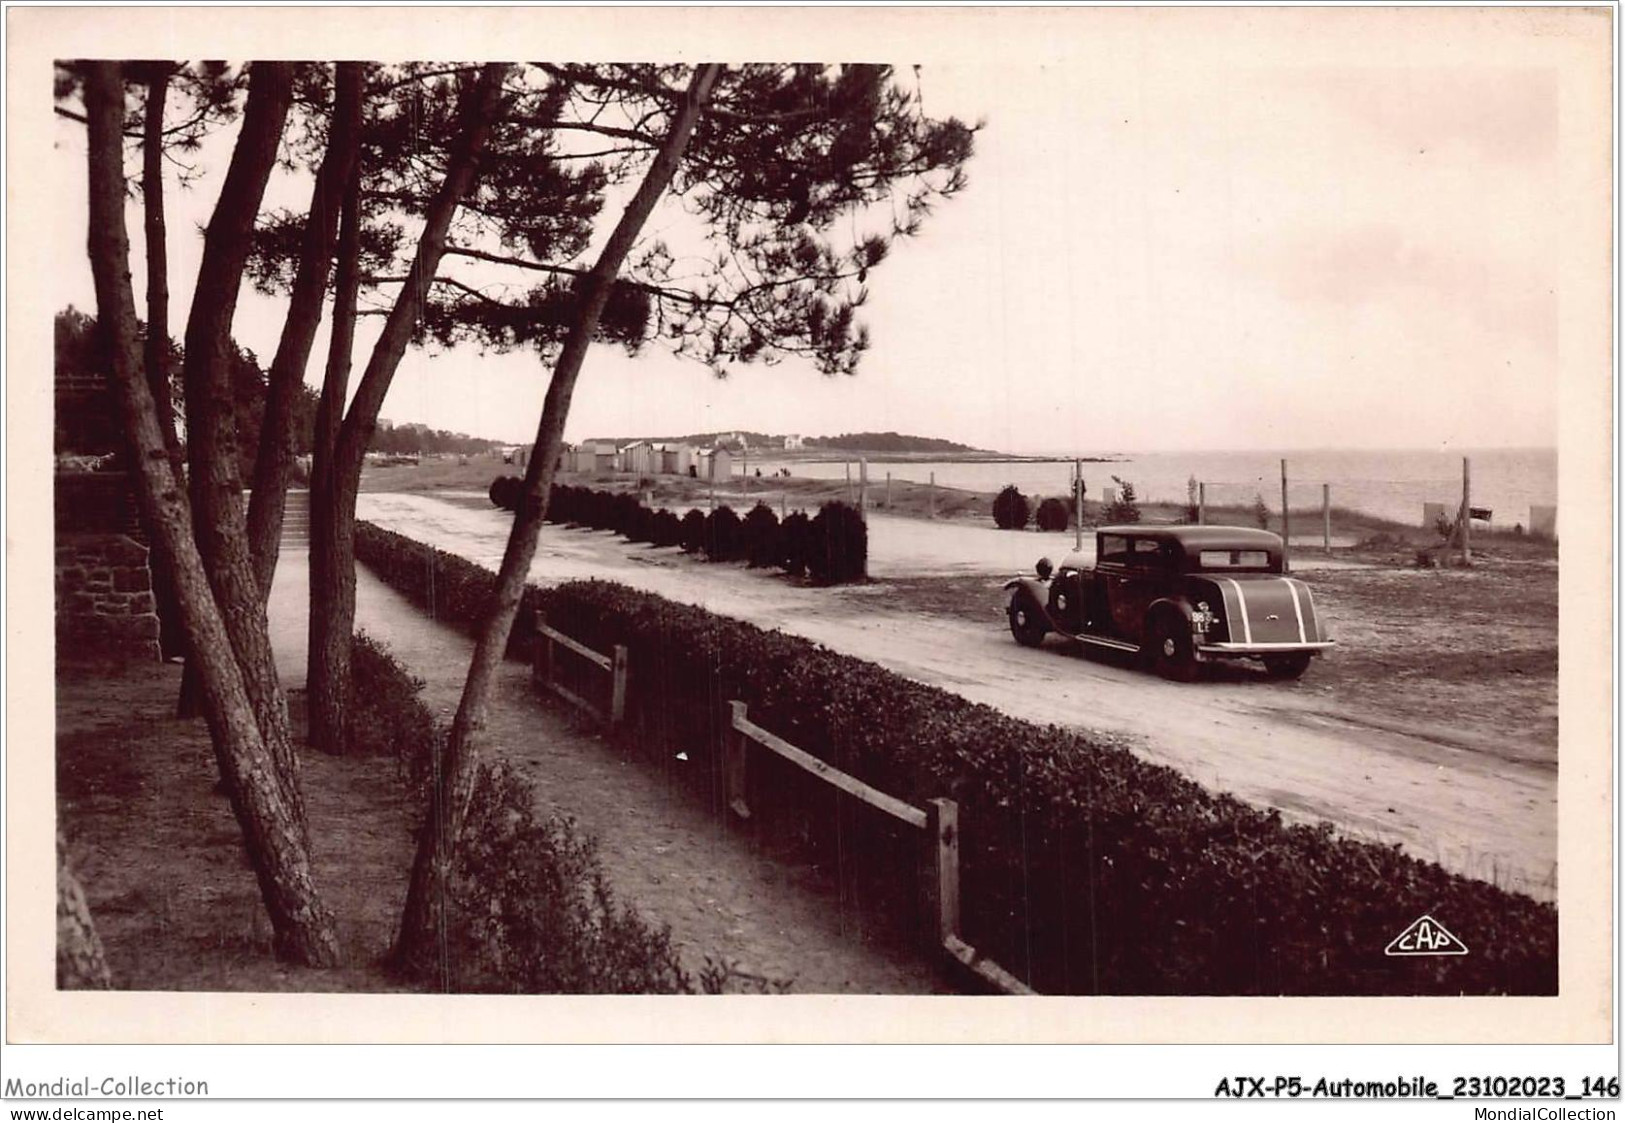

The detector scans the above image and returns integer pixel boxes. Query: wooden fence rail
[726,701,1035,996]
[531,611,627,727]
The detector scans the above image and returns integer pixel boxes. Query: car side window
[1098,535,1130,567]
[1131,538,1171,570]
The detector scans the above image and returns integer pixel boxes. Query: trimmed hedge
[1035,496,1070,532]
[334,625,721,993]
[352,521,1558,996]
[993,485,1030,530]
[488,476,865,582]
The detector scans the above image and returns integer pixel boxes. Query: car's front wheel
[1149,615,1198,682]
[1008,602,1048,648]
[1264,652,1313,679]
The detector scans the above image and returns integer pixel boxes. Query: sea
[748,447,1558,530]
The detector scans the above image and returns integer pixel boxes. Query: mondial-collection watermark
[3,1078,208,1098]
[1472,1111,1616,1121]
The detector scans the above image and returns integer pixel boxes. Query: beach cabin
[570,440,619,474]
[619,441,660,476]
[696,447,734,482]
[658,443,695,476]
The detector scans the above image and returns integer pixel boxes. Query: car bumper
[1196,641,1335,659]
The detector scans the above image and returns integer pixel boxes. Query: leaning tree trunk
[57,832,112,989]
[138,62,186,660]
[307,63,508,756]
[82,61,341,966]
[393,64,721,982]
[172,63,307,833]
[246,62,362,599]
[306,166,363,755]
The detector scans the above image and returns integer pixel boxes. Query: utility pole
[859,458,868,515]
[929,471,936,519]
[1280,459,1291,573]
[1073,459,1084,552]
[1323,483,1332,555]
[1198,482,1206,525]
[1460,456,1472,565]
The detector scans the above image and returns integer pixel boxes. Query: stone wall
[55,533,161,661]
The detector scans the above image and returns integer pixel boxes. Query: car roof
[1095,524,1283,549]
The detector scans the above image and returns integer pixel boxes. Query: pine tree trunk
[56,833,112,989]
[393,64,721,981]
[306,165,363,755]
[139,63,186,660]
[246,63,363,600]
[172,63,306,831]
[308,64,508,756]
[82,61,341,966]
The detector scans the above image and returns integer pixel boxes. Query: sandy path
[268,496,943,994]
[355,491,1557,902]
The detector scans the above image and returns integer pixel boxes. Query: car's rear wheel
[1149,615,1198,682]
[1264,652,1313,679]
[1008,602,1048,647]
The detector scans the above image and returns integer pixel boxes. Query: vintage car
[1003,525,1334,680]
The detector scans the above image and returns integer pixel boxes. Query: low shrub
[1034,497,1070,532]
[354,522,543,659]
[741,503,782,568]
[650,509,683,548]
[447,762,696,993]
[488,475,522,512]
[807,501,867,584]
[346,631,440,793]
[485,482,866,583]
[610,492,643,538]
[679,509,707,554]
[993,485,1030,530]
[1105,476,1141,524]
[704,506,743,562]
[779,511,811,577]
[626,504,656,544]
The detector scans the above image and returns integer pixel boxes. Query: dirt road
[356,491,1558,902]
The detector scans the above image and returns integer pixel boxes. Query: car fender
[1004,577,1053,618]
[1145,596,1194,628]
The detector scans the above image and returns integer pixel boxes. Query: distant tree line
[808,431,976,453]
[370,423,500,458]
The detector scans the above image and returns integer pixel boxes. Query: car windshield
[1197,548,1272,570]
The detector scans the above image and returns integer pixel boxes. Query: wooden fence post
[927,797,961,946]
[929,471,937,519]
[1323,483,1332,555]
[610,644,628,727]
[1198,482,1206,525]
[724,701,751,819]
[531,610,545,685]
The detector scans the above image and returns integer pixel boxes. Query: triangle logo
[1385,914,1469,957]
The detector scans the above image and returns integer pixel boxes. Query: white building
[783,434,805,451]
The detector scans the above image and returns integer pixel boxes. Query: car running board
[1050,626,1140,655]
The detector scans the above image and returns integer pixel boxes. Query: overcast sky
[48,9,1596,454]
